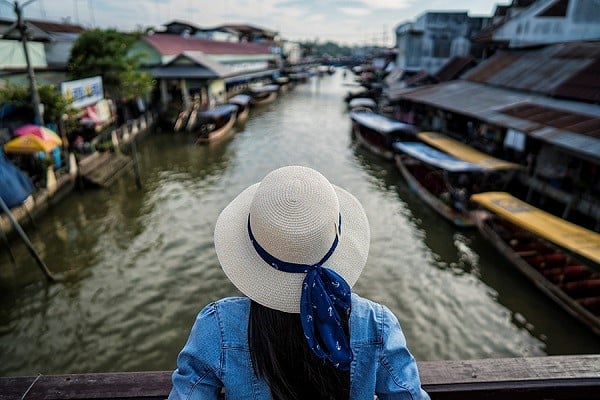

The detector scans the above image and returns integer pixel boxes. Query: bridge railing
[1,355,598,400]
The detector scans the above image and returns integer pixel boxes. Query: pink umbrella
[14,124,62,146]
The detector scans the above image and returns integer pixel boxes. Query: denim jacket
[169,294,430,400]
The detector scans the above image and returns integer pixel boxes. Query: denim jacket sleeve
[375,305,430,400]
[168,303,223,400]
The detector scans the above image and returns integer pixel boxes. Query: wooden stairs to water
[77,151,132,188]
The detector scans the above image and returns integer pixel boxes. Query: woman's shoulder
[196,297,251,348]
[199,296,250,320]
[350,293,389,345]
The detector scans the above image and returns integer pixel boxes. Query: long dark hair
[248,300,350,400]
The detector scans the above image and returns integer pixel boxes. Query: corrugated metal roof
[463,42,600,103]
[143,34,273,56]
[499,103,600,137]
[434,55,477,81]
[394,80,600,161]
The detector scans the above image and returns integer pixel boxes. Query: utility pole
[1,0,44,125]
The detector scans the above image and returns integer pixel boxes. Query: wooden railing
[1,355,598,400]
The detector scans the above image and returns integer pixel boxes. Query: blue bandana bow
[247,214,353,370]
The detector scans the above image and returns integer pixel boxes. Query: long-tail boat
[349,110,418,160]
[393,141,483,227]
[392,132,521,226]
[188,104,238,144]
[471,191,600,335]
[228,94,251,126]
[249,84,279,106]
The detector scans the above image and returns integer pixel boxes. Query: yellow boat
[471,192,600,334]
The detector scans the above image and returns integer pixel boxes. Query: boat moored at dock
[471,192,600,335]
[350,110,418,160]
[249,84,279,106]
[393,142,483,227]
[188,104,238,144]
[348,97,377,112]
[228,94,252,126]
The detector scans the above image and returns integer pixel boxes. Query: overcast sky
[1,0,505,45]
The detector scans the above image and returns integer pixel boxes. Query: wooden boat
[348,97,377,112]
[393,142,483,227]
[275,76,293,92]
[349,110,418,160]
[188,104,238,144]
[392,133,521,226]
[471,192,600,334]
[418,131,519,170]
[249,84,279,106]
[228,94,251,126]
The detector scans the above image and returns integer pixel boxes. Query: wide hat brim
[214,182,370,314]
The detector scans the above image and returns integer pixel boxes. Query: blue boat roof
[393,142,483,172]
[197,104,238,119]
[350,111,417,134]
[349,98,376,108]
[228,94,251,106]
[250,84,279,94]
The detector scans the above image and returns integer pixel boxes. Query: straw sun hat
[214,165,370,313]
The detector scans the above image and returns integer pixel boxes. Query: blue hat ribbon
[247,214,353,370]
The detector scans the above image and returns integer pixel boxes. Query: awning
[350,111,418,134]
[471,192,600,264]
[418,131,521,170]
[393,142,482,172]
[392,80,600,162]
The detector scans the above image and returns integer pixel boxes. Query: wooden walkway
[0,355,598,399]
[77,151,132,188]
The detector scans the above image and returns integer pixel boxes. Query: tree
[0,82,76,126]
[68,29,154,101]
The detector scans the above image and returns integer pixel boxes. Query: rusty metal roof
[499,103,600,137]
[434,56,477,82]
[463,42,600,103]
[393,80,600,161]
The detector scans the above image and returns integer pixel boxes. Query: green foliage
[0,82,76,125]
[68,28,154,101]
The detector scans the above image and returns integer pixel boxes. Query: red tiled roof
[28,19,85,33]
[143,34,273,56]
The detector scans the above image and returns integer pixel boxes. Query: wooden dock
[77,151,132,188]
[0,355,598,399]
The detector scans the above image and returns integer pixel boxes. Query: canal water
[1,72,598,376]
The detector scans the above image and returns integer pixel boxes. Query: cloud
[340,7,370,17]
[361,0,416,9]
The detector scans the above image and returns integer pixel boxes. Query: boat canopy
[197,104,238,120]
[418,131,521,171]
[350,111,418,134]
[250,84,279,94]
[393,142,483,172]
[471,192,600,265]
[228,94,251,107]
[349,98,376,109]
